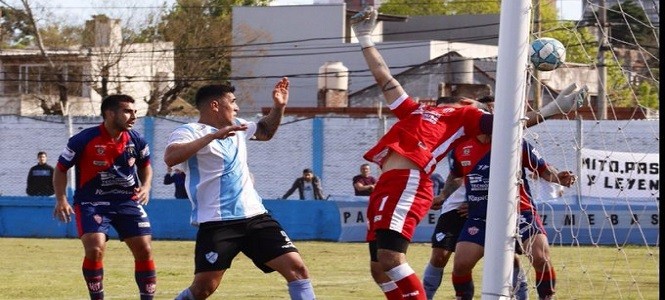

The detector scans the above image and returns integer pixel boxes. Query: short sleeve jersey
[352,175,377,196]
[166,118,267,225]
[363,94,487,174]
[56,124,151,203]
[449,138,548,219]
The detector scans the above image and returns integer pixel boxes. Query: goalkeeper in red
[349,6,587,300]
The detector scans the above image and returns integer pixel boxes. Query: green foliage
[379,0,500,15]
[635,80,659,109]
[138,0,272,106]
[0,6,33,47]
[607,0,655,49]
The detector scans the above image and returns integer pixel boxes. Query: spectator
[353,163,377,196]
[281,168,325,200]
[164,167,188,199]
[26,151,55,196]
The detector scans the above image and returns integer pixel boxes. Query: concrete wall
[0,196,658,245]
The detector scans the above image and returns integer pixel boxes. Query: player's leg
[423,247,451,300]
[80,233,107,300]
[512,255,529,300]
[524,234,555,300]
[423,209,464,300]
[370,170,433,300]
[124,235,156,300]
[176,221,240,299]
[75,202,110,300]
[519,211,555,300]
[451,217,486,300]
[376,230,426,300]
[369,241,404,300]
[114,201,156,300]
[246,214,315,300]
[451,241,483,300]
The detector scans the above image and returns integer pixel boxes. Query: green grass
[0,238,658,299]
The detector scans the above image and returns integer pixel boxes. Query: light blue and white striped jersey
[166,118,267,226]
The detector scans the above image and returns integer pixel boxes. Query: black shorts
[194,213,298,274]
[430,209,467,252]
[368,229,410,262]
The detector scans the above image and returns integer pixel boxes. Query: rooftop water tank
[318,61,349,91]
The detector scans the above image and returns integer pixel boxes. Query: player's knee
[290,261,310,279]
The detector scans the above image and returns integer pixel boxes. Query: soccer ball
[529,37,566,71]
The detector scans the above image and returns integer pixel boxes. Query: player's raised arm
[254,77,288,141]
[350,7,405,106]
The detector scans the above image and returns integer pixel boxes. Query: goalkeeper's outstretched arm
[361,47,405,106]
[351,7,405,106]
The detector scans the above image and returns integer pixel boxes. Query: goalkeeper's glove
[539,83,588,118]
[350,6,378,48]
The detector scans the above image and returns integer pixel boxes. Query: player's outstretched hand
[213,124,248,140]
[540,83,588,118]
[350,6,378,48]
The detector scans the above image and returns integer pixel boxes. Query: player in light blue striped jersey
[165,77,316,300]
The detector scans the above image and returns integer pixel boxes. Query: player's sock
[512,263,529,300]
[82,257,104,300]
[535,268,556,300]
[386,263,426,300]
[287,278,316,300]
[378,281,403,300]
[422,263,443,300]
[135,260,156,300]
[174,288,194,300]
[452,273,474,300]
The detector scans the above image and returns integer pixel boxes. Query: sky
[3,0,584,25]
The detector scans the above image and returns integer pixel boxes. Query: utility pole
[532,0,542,109]
[596,0,608,120]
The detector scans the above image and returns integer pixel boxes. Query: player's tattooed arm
[431,173,462,210]
[254,105,285,141]
[254,77,288,141]
[361,46,405,106]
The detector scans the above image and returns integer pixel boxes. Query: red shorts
[366,169,433,242]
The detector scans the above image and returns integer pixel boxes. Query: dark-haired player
[165,77,316,300]
[350,6,586,299]
[53,94,156,300]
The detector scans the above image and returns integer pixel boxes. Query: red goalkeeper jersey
[363,94,489,174]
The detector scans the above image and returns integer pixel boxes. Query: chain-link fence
[0,115,658,200]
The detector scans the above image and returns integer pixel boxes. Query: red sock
[82,257,104,300]
[535,268,556,299]
[135,260,157,300]
[452,273,474,300]
[386,264,426,300]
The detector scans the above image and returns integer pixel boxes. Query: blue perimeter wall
[0,196,658,246]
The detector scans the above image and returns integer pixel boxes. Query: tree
[0,6,33,47]
[379,0,500,15]
[607,0,655,49]
[138,0,271,116]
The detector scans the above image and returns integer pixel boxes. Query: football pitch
[0,238,658,299]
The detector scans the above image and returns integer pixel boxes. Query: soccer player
[447,134,576,300]
[350,7,586,299]
[52,94,156,300]
[423,97,528,300]
[165,77,316,300]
